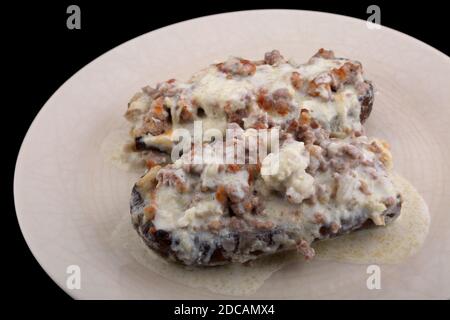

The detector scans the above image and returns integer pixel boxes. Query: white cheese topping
[177,200,223,228]
[191,70,253,112]
[152,186,189,231]
[261,140,315,204]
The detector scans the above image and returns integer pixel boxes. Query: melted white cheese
[191,70,253,112]
[261,140,314,204]
[153,186,190,231]
[177,200,223,228]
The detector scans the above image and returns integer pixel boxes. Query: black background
[5,0,449,307]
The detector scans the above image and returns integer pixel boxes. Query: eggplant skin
[130,185,402,266]
[359,81,374,123]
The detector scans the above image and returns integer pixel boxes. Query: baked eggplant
[125,49,375,156]
[130,122,401,266]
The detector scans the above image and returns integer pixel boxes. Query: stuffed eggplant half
[130,121,401,266]
[124,49,374,164]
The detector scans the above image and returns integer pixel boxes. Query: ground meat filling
[257,88,293,116]
[313,48,336,60]
[264,50,285,65]
[216,58,257,76]
[136,98,172,136]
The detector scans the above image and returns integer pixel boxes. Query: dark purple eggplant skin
[130,184,401,266]
[359,81,374,123]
